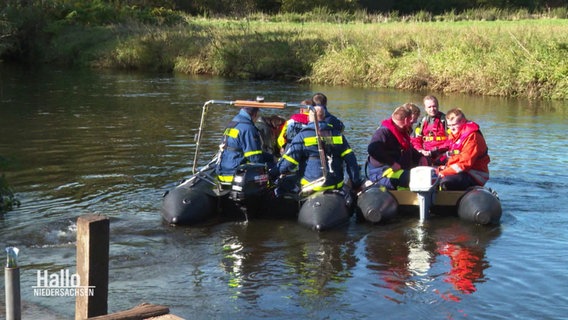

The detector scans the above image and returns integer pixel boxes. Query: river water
[0,64,567,319]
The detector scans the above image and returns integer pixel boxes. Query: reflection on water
[1,65,568,319]
[364,219,500,306]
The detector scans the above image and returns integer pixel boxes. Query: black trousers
[440,172,478,191]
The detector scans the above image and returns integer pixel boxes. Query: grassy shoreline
[15,16,568,99]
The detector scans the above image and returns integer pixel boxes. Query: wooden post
[75,214,109,320]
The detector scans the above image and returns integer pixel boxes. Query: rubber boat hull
[356,185,502,225]
[356,186,398,223]
[298,190,353,231]
[457,187,502,224]
[161,174,218,225]
[161,166,354,230]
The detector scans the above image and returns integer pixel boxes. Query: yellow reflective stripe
[218,175,234,183]
[224,128,239,138]
[341,148,353,157]
[423,136,447,141]
[304,136,317,146]
[277,126,287,148]
[305,135,343,146]
[300,178,344,191]
[282,154,299,165]
[331,136,343,144]
[382,168,393,177]
[244,150,262,157]
[382,168,404,179]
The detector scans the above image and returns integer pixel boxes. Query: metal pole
[308,105,328,177]
[5,247,21,320]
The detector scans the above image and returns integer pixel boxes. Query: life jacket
[416,114,448,136]
[448,122,485,156]
[382,118,411,150]
[277,112,309,149]
[368,118,412,168]
[413,114,449,151]
[444,121,490,185]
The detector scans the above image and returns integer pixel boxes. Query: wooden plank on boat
[233,100,286,109]
[434,191,465,206]
[390,190,419,205]
[86,303,170,320]
[389,190,465,206]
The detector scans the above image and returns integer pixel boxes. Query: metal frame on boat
[161,99,356,231]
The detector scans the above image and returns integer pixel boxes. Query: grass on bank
[6,7,568,99]
[84,18,568,100]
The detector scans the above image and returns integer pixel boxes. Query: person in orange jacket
[437,108,490,191]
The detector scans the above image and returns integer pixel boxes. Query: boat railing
[191,99,302,174]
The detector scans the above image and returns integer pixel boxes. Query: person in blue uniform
[216,107,273,185]
[270,106,363,194]
[312,92,345,133]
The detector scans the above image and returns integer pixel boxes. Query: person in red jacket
[437,108,490,191]
[276,99,311,153]
[412,95,450,165]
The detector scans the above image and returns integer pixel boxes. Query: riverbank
[3,11,568,99]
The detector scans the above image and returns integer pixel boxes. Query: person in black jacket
[367,105,423,190]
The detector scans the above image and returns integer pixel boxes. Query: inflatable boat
[161,99,356,230]
[356,166,502,225]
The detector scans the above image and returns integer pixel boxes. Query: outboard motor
[409,166,439,222]
[230,163,269,202]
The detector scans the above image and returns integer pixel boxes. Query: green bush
[0,174,20,212]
